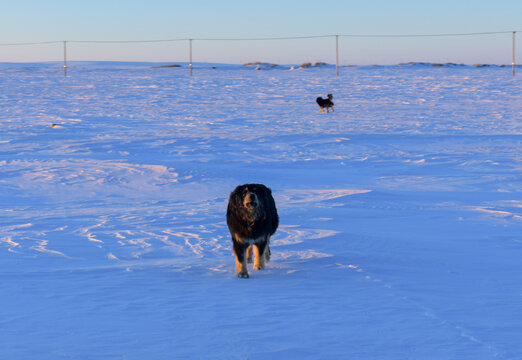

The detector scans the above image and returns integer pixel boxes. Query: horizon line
[1,60,520,67]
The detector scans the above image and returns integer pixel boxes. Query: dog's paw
[237,272,250,279]
[253,264,265,270]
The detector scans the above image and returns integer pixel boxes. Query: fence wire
[0,31,519,76]
[1,31,518,46]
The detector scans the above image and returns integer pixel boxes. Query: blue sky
[1,0,521,64]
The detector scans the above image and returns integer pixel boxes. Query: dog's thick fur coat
[226,184,279,278]
[316,94,334,113]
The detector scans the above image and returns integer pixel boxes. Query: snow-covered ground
[1,62,521,359]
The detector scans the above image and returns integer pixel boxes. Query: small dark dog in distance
[226,184,279,278]
[316,94,334,113]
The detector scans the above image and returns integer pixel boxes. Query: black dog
[226,184,279,278]
[316,94,334,113]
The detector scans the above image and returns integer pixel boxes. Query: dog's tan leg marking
[253,244,265,270]
[233,234,249,278]
[246,245,253,263]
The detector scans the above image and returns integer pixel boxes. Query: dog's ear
[265,187,279,232]
[254,184,264,196]
[267,187,275,205]
[229,186,243,209]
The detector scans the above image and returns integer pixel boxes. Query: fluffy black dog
[226,184,279,278]
[316,94,334,113]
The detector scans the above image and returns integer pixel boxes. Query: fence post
[513,31,516,77]
[63,41,67,77]
[189,39,193,76]
[335,35,339,76]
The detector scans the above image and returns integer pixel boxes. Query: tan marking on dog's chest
[232,233,263,246]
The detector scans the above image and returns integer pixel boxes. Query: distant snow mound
[397,62,512,68]
[398,62,466,67]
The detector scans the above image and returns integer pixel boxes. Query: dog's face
[234,184,266,223]
[242,185,264,213]
[242,187,259,212]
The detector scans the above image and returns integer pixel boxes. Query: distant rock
[151,64,181,69]
[243,62,278,69]
[293,62,330,69]
[398,62,432,66]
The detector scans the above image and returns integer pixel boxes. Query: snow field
[0,62,521,359]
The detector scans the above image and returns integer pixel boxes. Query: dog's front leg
[233,239,249,278]
[265,237,271,263]
[253,239,268,270]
